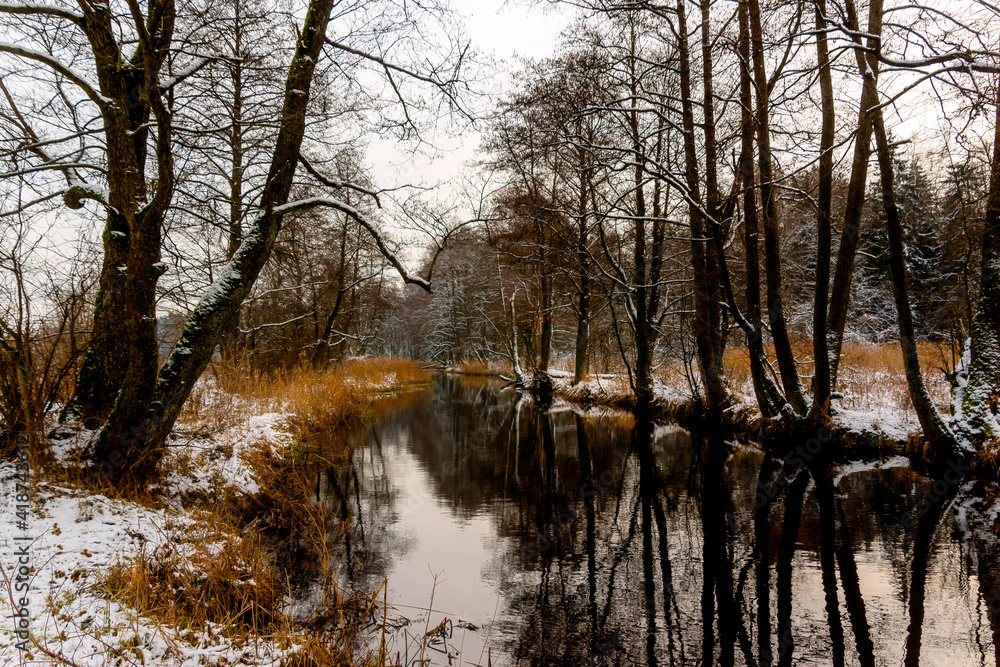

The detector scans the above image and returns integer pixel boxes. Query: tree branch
[273,196,431,291]
[0,42,107,105]
[0,1,82,24]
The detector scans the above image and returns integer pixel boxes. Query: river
[313,375,999,666]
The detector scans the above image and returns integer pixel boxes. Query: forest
[2,0,1000,665]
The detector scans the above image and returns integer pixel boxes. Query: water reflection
[311,375,998,666]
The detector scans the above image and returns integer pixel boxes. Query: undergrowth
[84,357,430,666]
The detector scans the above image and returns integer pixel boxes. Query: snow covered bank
[1,359,429,666]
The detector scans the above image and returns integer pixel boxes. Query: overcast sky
[367,0,574,217]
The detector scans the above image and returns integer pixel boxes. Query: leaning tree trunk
[871,110,959,459]
[92,0,338,484]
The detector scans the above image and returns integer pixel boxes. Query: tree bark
[221,19,246,362]
[827,0,883,389]
[94,0,338,483]
[71,2,175,425]
[538,262,552,373]
[747,0,807,415]
[700,0,725,372]
[959,67,1000,443]
[574,167,592,385]
[871,109,959,458]
[627,19,655,413]
[735,0,784,418]
[678,0,727,414]
[811,0,835,421]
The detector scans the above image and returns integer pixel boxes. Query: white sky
[366,0,574,216]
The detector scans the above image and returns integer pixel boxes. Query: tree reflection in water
[305,376,998,666]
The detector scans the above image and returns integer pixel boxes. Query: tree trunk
[83,0,177,478]
[827,0,883,389]
[700,0,725,372]
[221,35,246,362]
[959,70,1000,443]
[627,20,655,413]
[538,267,552,373]
[574,271,590,385]
[71,10,169,425]
[735,0,784,418]
[678,0,727,414]
[574,170,592,385]
[748,0,807,415]
[871,109,959,458]
[97,0,338,484]
[811,0,835,421]
[72,213,131,426]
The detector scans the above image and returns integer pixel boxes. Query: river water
[315,375,999,666]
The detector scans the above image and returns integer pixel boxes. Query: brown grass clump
[452,358,513,377]
[102,520,283,635]
[181,356,430,438]
[102,519,389,666]
[287,582,389,667]
[972,438,1000,478]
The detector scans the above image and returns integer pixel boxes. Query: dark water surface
[316,375,999,666]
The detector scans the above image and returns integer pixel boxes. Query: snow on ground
[154,411,293,502]
[550,365,927,444]
[1,363,420,665]
[832,455,912,486]
[0,459,301,666]
[0,397,302,665]
[550,372,696,408]
[831,407,917,442]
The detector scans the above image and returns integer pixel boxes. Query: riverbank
[546,370,920,458]
[1,358,430,667]
[444,342,988,467]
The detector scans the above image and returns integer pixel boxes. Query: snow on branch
[273,196,431,291]
[159,57,212,92]
[0,42,108,105]
[298,154,382,205]
[0,2,82,23]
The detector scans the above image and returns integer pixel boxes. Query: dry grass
[181,357,430,438]
[95,357,432,665]
[102,517,284,635]
[101,521,388,665]
[720,340,954,413]
[972,439,1000,478]
[452,358,513,377]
